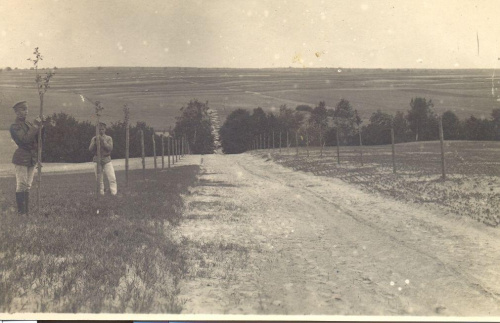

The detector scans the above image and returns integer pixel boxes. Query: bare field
[265,140,500,227]
[0,68,498,130]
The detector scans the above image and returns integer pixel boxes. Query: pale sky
[1,0,499,69]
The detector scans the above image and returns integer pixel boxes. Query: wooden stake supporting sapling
[124,105,130,187]
[140,129,145,180]
[439,115,446,180]
[161,133,165,170]
[167,136,171,168]
[295,131,299,156]
[152,131,157,171]
[94,101,104,202]
[354,109,363,166]
[391,125,396,174]
[279,131,282,153]
[335,122,340,164]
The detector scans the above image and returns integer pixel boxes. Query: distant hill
[1,67,498,131]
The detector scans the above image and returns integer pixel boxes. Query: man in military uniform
[9,101,45,215]
[89,122,117,196]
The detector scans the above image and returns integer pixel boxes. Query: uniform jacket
[89,135,113,164]
[10,118,41,167]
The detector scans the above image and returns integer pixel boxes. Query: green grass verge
[0,165,199,313]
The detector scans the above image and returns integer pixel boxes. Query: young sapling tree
[27,47,55,213]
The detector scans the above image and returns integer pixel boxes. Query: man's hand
[34,115,47,126]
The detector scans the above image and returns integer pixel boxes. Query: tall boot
[15,192,25,215]
[24,191,29,215]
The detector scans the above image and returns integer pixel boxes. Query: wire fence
[248,123,500,179]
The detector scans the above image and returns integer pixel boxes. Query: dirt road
[176,153,500,316]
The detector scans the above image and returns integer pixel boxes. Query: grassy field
[0,165,199,313]
[0,130,16,165]
[0,67,498,131]
[262,140,500,227]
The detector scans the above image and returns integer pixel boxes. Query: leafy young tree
[250,107,268,139]
[308,101,328,146]
[463,115,495,141]
[406,97,438,141]
[491,108,500,140]
[278,104,294,132]
[393,111,412,143]
[332,99,357,145]
[295,104,313,113]
[267,112,279,145]
[173,99,215,154]
[442,110,461,140]
[219,109,252,154]
[361,110,393,145]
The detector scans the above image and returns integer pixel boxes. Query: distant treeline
[40,98,214,162]
[219,97,500,154]
[41,113,162,163]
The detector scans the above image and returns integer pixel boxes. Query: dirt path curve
[175,153,500,316]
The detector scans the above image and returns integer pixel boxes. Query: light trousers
[15,165,36,192]
[94,162,117,195]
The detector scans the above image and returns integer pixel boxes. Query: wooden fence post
[391,126,396,174]
[95,118,101,200]
[153,133,157,171]
[161,134,165,170]
[336,126,340,164]
[286,130,290,154]
[279,131,282,153]
[140,129,145,180]
[439,116,446,180]
[295,131,299,156]
[176,138,179,162]
[358,125,363,166]
[173,138,177,163]
[124,108,130,187]
[320,125,323,158]
[306,126,310,157]
[167,136,171,169]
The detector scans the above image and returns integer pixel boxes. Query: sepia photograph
[1,0,500,320]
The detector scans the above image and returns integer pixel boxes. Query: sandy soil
[176,153,500,316]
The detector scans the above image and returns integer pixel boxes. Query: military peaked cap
[12,101,28,110]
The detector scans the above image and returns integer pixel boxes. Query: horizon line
[2,66,499,71]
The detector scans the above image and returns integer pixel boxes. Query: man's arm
[10,123,39,146]
[89,136,96,152]
[101,136,113,153]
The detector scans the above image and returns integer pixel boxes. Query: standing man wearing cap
[89,122,117,196]
[9,101,46,215]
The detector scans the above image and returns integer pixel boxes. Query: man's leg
[14,165,28,214]
[94,163,105,195]
[104,162,117,195]
[24,166,35,214]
